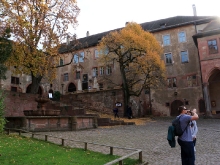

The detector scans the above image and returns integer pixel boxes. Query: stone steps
[97,117,135,126]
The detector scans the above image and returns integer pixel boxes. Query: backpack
[172,115,189,136]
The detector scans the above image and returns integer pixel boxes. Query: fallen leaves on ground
[86,110,153,125]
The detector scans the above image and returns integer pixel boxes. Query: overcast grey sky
[71,0,220,38]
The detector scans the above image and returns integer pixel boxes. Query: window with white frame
[180,51,189,63]
[163,34,170,46]
[100,67,104,75]
[63,73,69,81]
[178,31,186,43]
[95,49,100,58]
[187,75,197,87]
[104,48,109,55]
[167,77,177,88]
[106,66,112,75]
[79,52,84,62]
[208,39,218,54]
[92,67,98,77]
[73,54,79,63]
[165,53,173,64]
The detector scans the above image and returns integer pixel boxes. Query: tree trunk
[30,73,43,94]
[119,65,130,116]
[123,90,130,116]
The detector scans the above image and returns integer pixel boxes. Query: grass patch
[0,133,139,165]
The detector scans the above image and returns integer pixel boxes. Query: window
[92,67,98,77]
[164,53,173,64]
[11,86,17,92]
[181,51,189,63]
[208,39,218,54]
[73,54,79,63]
[167,77,177,88]
[11,76,19,84]
[95,50,99,58]
[187,75,197,87]
[79,52,84,62]
[100,67,104,75]
[95,48,108,58]
[160,23,166,28]
[106,66,112,75]
[163,34,170,46]
[178,32,186,43]
[103,48,109,55]
[63,73,69,81]
[60,58,64,66]
[76,71,80,79]
[99,83,103,90]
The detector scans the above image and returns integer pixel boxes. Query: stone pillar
[203,83,212,117]
[71,116,77,131]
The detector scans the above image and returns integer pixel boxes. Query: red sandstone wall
[4,91,38,117]
[4,89,149,118]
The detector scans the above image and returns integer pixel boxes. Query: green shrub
[53,91,61,101]
[0,90,6,132]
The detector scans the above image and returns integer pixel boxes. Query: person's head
[187,110,193,116]
[178,106,188,114]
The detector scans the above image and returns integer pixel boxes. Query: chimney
[86,31,89,37]
[192,4,197,16]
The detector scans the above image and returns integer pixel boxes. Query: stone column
[203,83,212,117]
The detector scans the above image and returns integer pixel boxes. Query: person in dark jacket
[127,103,133,119]
[113,106,119,119]
[167,125,176,148]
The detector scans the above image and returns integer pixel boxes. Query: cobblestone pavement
[38,118,220,165]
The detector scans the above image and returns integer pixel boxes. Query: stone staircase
[46,95,135,127]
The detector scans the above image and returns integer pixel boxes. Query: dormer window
[160,23,166,28]
[97,38,101,42]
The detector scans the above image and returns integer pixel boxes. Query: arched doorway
[68,83,76,92]
[208,69,220,113]
[198,99,206,114]
[26,84,43,95]
[170,100,184,116]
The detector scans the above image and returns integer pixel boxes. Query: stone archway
[68,83,76,92]
[208,69,220,113]
[26,84,43,95]
[170,100,184,116]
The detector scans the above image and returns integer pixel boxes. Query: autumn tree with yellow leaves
[0,0,80,93]
[98,22,166,111]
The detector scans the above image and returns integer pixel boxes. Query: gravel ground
[24,117,220,165]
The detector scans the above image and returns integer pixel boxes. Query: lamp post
[61,84,64,95]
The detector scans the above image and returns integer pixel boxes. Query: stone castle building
[1,16,220,117]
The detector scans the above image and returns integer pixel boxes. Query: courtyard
[39,117,220,165]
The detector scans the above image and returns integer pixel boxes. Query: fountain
[6,92,97,132]
[23,94,61,116]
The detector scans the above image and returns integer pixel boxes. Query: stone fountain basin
[23,109,61,116]
[35,97,50,103]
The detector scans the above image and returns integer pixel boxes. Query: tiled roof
[59,16,217,53]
